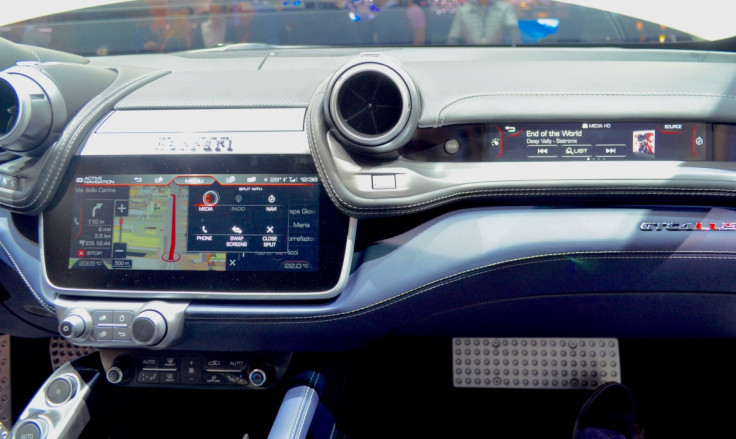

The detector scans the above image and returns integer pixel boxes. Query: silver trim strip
[81,108,310,156]
[54,300,188,350]
[95,108,306,133]
[81,131,311,156]
[41,217,356,301]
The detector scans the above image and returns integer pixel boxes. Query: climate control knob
[248,363,274,388]
[106,356,134,384]
[58,315,87,339]
[130,310,167,346]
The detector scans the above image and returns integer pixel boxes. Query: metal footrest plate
[0,334,11,430]
[49,336,96,371]
[453,338,621,390]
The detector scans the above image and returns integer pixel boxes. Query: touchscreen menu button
[527,145,559,159]
[594,144,627,159]
[560,145,593,159]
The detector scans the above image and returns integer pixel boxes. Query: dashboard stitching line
[436,92,736,127]
[0,70,169,211]
[307,89,351,212]
[0,240,55,314]
[30,71,168,211]
[188,251,736,323]
[314,183,736,216]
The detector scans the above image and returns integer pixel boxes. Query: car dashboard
[2,37,736,438]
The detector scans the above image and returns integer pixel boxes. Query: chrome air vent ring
[0,65,67,157]
[324,55,420,154]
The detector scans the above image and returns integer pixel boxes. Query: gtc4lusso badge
[640,222,736,231]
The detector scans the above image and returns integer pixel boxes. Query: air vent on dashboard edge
[324,55,420,155]
[0,70,55,156]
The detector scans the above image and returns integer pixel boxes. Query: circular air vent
[324,56,420,154]
[0,78,19,137]
[0,70,55,156]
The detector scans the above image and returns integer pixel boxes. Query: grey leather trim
[0,64,169,214]
[186,206,736,325]
[310,84,736,216]
[110,53,338,109]
[0,209,54,312]
[307,49,736,217]
[406,48,736,127]
[267,380,321,439]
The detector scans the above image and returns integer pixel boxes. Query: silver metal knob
[130,310,167,346]
[58,315,87,339]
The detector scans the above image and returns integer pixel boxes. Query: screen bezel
[43,155,351,294]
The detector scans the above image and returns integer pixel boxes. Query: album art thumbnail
[633,130,655,155]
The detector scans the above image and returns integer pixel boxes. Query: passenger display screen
[486,122,708,161]
[44,155,351,294]
[68,173,319,272]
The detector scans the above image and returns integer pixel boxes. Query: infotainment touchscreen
[44,155,351,295]
[485,122,708,161]
[67,172,319,272]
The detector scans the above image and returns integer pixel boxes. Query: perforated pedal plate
[0,334,11,429]
[452,338,621,390]
[49,336,96,371]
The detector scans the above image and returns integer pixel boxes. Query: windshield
[0,0,731,56]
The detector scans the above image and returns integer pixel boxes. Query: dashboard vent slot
[325,56,420,154]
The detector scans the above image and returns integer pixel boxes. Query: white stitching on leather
[307,88,736,215]
[189,251,736,323]
[436,92,736,127]
[289,371,319,439]
[0,69,169,211]
[0,239,55,314]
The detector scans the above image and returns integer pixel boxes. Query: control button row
[124,356,268,387]
[526,144,628,159]
[93,326,130,341]
[92,310,134,342]
[91,310,134,326]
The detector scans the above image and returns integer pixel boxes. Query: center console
[35,109,356,354]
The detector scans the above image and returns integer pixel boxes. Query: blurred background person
[233,1,256,42]
[372,0,413,45]
[405,0,426,45]
[194,3,236,48]
[447,0,520,45]
[162,6,194,51]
